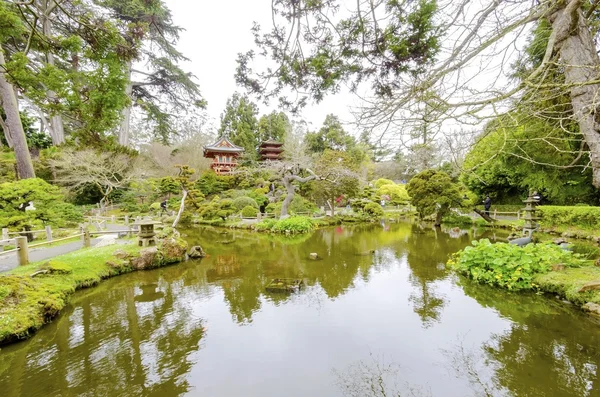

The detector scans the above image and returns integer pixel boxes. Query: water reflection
[0,223,599,396]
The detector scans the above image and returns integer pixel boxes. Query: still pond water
[1,223,600,396]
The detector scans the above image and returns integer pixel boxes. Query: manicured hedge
[538,205,600,229]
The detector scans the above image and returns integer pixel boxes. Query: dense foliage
[259,216,315,234]
[407,169,461,225]
[0,178,82,230]
[448,239,581,291]
[538,206,600,230]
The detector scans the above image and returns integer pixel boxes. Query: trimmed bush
[241,205,259,218]
[363,202,384,217]
[538,205,600,229]
[232,196,259,211]
[448,239,581,291]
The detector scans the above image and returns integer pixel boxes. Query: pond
[1,223,599,396]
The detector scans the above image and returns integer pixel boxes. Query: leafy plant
[448,239,581,291]
[270,216,314,234]
[363,202,384,217]
[538,206,600,230]
[241,205,259,218]
[232,196,259,211]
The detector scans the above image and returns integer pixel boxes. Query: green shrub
[200,197,235,220]
[255,218,277,231]
[150,202,161,210]
[288,195,317,214]
[48,203,84,227]
[232,196,259,211]
[538,205,600,229]
[448,239,581,291]
[241,205,259,218]
[266,202,281,215]
[271,216,315,234]
[351,198,374,212]
[443,212,473,225]
[363,202,384,217]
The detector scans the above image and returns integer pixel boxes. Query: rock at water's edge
[188,245,206,258]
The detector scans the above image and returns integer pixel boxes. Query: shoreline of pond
[0,234,188,346]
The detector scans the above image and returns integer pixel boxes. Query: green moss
[535,267,600,306]
[0,241,192,345]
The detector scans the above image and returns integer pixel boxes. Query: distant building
[258,139,284,161]
[203,137,245,175]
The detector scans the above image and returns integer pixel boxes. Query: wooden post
[45,225,52,242]
[83,230,91,247]
[493,209,497,219]
[2,228,8,240]
[15,236,28,266]
[111,215,116,223]
[517,210,520,220]
[124,215,129,225]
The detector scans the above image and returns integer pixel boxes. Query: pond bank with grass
[448,238,600,315]
[0,233,188,345]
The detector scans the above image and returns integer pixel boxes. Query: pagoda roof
[259,139,283,147]
[259,147,283,153]
[203,136,245,153]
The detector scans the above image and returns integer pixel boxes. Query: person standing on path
[160,199,167,215]
[483,194,492,216]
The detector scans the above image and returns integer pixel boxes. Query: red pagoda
[203,137,245,175]
[259,139,284,161]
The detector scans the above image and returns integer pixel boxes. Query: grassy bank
[449,239,600,314]
[0,237,187,345]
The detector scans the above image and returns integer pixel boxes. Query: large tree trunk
[0,49,35,179]
[552,1,600,188]
[119,61,133,147]
[280,175,296,218]
[42,3,65,145]
[280,173,317,218]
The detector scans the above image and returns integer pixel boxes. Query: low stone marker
[309,253,318,260]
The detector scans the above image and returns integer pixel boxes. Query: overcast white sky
[168,0,356,134]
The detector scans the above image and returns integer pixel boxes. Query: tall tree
[306,114,356,154]
[257,111,290,143]
[98,0,205,146]
[218,93,259,160]
[3,0,137,146]
[238,0,600,189]
[0,3,34,178]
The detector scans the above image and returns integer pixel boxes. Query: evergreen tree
[218,93,259,160]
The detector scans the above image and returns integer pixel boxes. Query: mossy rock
[155,237,188,265]
[39,260,72,275]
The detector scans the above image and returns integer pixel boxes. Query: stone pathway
[0,223,132,273]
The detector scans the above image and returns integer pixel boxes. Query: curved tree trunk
[172,188,188,228]
[280,173,318,218]
[119,61,133,147]
[0,49,35,179]
[552,1,600,188]
[280,175,296,218]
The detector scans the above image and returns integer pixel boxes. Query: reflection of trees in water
[0,267,207,396]
[186,224,413,324]
[403,225,469,327]
[461,281,600,397]
[333,353,432,397]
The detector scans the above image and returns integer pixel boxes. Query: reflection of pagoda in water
[206,255,242,281]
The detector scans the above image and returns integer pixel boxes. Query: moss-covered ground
[0,243,144,345]
[535,266,600,306]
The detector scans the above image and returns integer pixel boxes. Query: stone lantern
[521,191,540,237]
[135,221,156,247]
